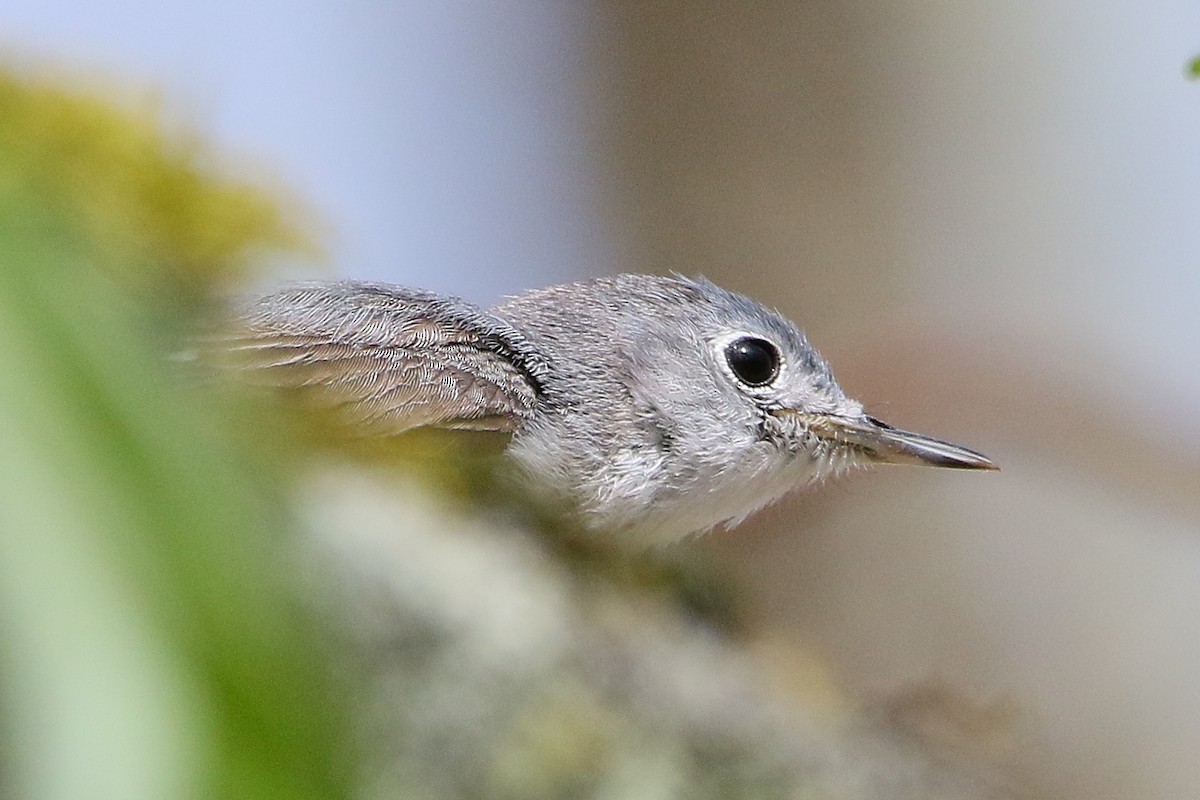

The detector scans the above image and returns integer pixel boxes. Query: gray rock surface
[303,468,1014,800]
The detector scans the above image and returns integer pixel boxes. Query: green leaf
[0,69,349,800]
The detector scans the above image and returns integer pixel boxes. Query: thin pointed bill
[796,412,998,471]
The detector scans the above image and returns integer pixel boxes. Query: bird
[220,273,996,543]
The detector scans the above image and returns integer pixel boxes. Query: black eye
[724,337,780,387]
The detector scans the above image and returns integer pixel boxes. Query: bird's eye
[724,337,780,387]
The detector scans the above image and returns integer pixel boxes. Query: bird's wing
[214,281,549,434]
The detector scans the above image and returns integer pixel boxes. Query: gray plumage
[223,274,994,542]
[225,282,550,433]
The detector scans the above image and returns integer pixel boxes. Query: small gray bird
[226,274,995,542]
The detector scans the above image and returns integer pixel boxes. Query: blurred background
[2,2,1199,799]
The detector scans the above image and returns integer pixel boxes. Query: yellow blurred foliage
[0,68,318,294]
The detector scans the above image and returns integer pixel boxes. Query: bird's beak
[794,412,998,470]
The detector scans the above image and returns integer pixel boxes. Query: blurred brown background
[593,4,1200,800]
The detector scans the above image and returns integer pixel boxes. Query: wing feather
[217,281,549,435]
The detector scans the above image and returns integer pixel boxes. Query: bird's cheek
[755,411,792,447]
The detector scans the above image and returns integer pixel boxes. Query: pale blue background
[4,0,1196,412]
[3,2,613,304]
